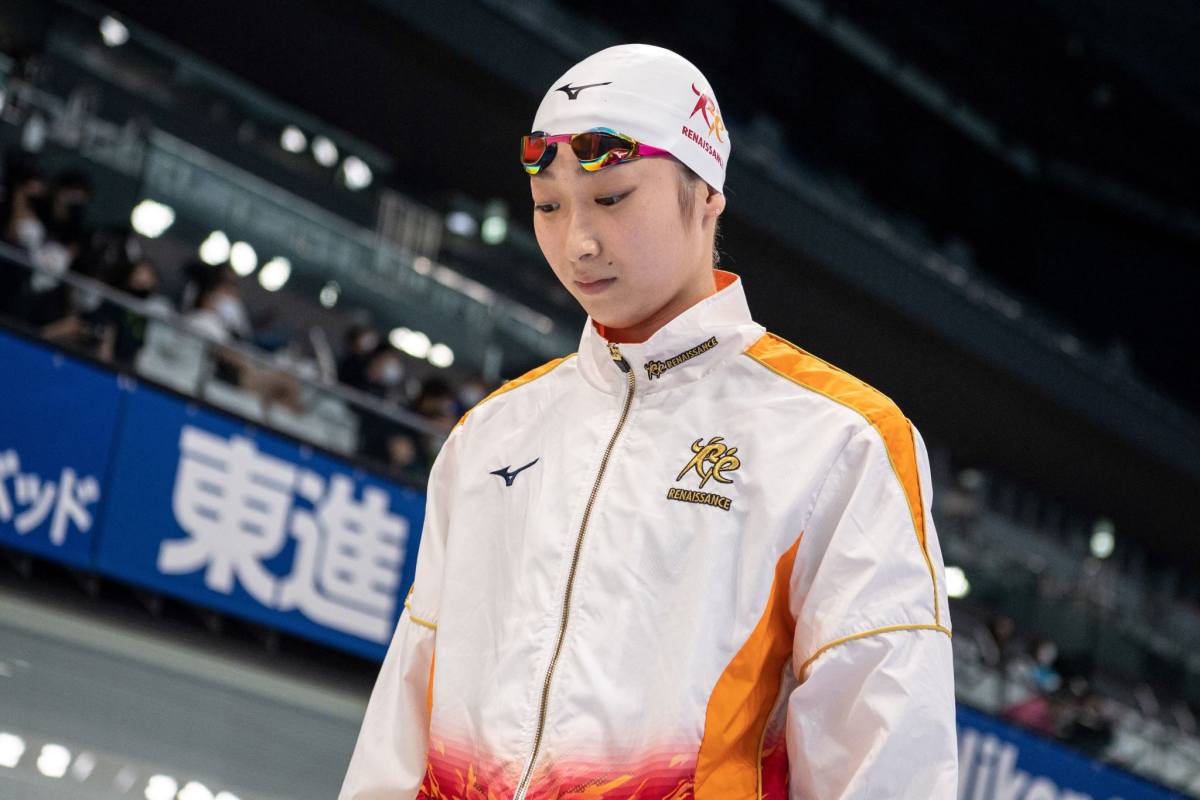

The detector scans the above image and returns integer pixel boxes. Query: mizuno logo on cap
[556,81,612,100]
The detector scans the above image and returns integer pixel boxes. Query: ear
[703,184,726,219]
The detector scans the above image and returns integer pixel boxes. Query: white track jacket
[339,269,957,799]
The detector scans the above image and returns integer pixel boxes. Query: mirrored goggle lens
[571,132,635,165]
[521,136,549,165]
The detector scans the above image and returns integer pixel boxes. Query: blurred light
[445,211,477,237]
[311,136,339,167]
[229,242,257,276]
[113,766,138,793]
[957,468,984,491]
[22,113,47,152]
[389,327,431,358]
[1091,518,1115,559]
[69,751,96,781]
[130,199,175,238]
[36,744,70,778]
[280,125,307,153]
[480,216,507,245]
[412,256,432,275]
[0,732,25,768]
[341,156,372,190]
[946,566,970,599]
[199,231,231,265]
[428,343,454,368]
[178,781,215,800]
[481,199,507,245]
[319,280,340,308]
[258,257,291,291]
[0,90,8,114]
[144,774,178,800]
[99,16,129,47]
[215,793,242,800]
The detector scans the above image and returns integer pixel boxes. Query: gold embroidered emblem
[677,436,741,488]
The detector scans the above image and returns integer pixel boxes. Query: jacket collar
[576,269,767,396]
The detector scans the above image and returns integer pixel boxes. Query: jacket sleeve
[786,418,957,799]
[338,423,463,800]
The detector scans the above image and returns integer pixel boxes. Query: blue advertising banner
[94,383,427,660]
[957,705,1184,800]
[0,331,122,568]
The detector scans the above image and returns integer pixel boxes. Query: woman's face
[530,146,724,341]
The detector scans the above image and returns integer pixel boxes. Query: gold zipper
[512,342,637,800]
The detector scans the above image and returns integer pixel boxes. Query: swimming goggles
[521,128,671,175]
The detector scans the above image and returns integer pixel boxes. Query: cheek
[533,214,561,259]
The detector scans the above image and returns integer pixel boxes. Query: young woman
[341,44,957,800]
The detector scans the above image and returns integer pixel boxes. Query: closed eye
[534,202,559,213]
[596,194,626,207]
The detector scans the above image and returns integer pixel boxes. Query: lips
[575,277,615,296]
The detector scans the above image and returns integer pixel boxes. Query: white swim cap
[531,44,730,192]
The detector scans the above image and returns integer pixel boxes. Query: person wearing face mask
[342,45,957,800]
[184,269,304,415]
[45,171,93,252]
[355,344,431,482]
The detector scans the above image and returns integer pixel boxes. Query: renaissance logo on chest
[666,436,741,512]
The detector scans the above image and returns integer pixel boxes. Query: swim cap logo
[689,84,725,143]
[555,81,612,100]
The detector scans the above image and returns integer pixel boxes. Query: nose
[565,206,600,263]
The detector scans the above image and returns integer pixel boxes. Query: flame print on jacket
[417,737,701,800]
[416,733,791,799]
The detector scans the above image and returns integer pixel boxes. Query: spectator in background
[454,375,491,418]
[182,263,258,347]
[90,259,169,367]
[1060,677,1114,758]
[0,160,48,321]
[185,269,304,414]
[338,325,382,390]
[415,377,459,434]
[43,170,93,255]
[25,170,96,333]
[360,344,408,403]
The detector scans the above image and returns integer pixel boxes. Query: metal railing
[0,240,446,486]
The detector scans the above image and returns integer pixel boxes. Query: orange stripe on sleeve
[743,333,941,627]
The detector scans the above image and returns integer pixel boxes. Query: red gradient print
[417,736,699,800]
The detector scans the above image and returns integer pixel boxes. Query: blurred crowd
[971,612,1122,760]
[0,154,495,482]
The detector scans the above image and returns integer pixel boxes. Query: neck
[602,267,718,344]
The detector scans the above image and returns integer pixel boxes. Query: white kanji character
[159,426,297,605]
[48,467,101,546]
[0,449,18,524]
[13,471,55,535]
[279,471,408,642]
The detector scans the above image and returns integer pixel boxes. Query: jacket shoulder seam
[798,623,951,679]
